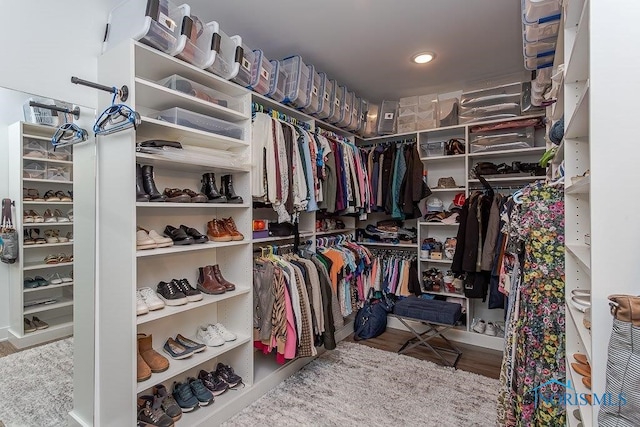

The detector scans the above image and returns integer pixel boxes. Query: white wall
[0,0,116,340]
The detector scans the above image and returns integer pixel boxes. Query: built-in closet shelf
[23,157,73,165]
[552,76,565,121]
[359,242,417,248]
[418,222,459,227]
[134,42,249,98]
[413,113,546,139]
[419,258,452,265]
[23,222,73,228]
[420,154,465,162]
[136,335,251,393]
[564,0,590,83]
[365,130,418,142]
[22,133,55,142]
[252,232,315,244]
[184,381,253,426]
[23,296,74,315]
[23,242,73,249]
[23,201,74,206]
[135,152,250,175]
[23,261,73,271]
[429,188,466,193]
[137,287,251,326]
[315,228,356,237]
[14,315,73,338]
[135,78,250,123]
[564,81,589,139]
[566,356,594,427]
[23,282,74,293]
[136,240,250,258]
[467,147,546,158]
[468,176,546,183]
[565,175,590,195]
[23,178,73,185]
[138,117,249,151]
[422,290,466,299]
[136,202,250,208]
[566,244,591,275]
[551,139,565,165]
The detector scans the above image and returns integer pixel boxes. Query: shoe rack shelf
[136,202,251,208]
[135,152,251,175]
[7,122,75,349]
[135,240,250,258]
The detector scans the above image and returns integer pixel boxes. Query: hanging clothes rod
[28,101,81,119]
[70,76,129,102]
[252,243,296,255]
[317,128,351,144]
[251,102,311,130]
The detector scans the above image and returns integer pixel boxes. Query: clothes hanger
[94,90,141,135]
[51,120,88,149]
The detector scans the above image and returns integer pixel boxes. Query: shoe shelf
[23,260,73,271]
[23,222,73,227]
[135,78,250,123]
[418,222,459,227]
[135,152,250,175]
[23,178,73,185]
[566,359,593,427]
[567,302,592,363]
[467,147,547,158]
[12,314,73,349]
[419,154,466,162]
[419,258,452,265]
[22,156,73,165]
[136,240,250,258]
[252,231,314,244]
[137,287,251,326]
[23,201,74,205]
[136,202,250,208]
[23,282,74,293]
[468,175,547,183]
[23,296,74,315]
[23,242,73,249]
[565,175,590,195]
[136,334,251,393]
[315,228,356,237]
[566,244,591,275]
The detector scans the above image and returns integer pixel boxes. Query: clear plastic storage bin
[156,107,244,140]
[362,103,379,138]
[23,97,75,127]
[48,145,72,161]
[174,15,217,69]
[204,22,241,80]
[314,73,333,119]
[356,99,368,133]
[524,38,556,58]
[302,65,323,115]
[437,97,459,127]
[377,100,398,135]
[248,50,273,95]
[398,115,417,133]
[23,138,48,158]
[267,60,287,103]
[337,91,354,128]
[47,165,73,181]
[156,74,244,114]
[523,20,560,43]
[23,161,46,179]
[525,54,554,70]
[461,83,522,109]
[400,96,418,107]
[522,0,561,25]
[328,83,345,124]
[103,0,188,55]
[469,126,535,152]
[424,142,445,157]
[281,56,310,109]
[232,44,256,87]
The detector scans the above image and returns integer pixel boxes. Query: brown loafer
[183,188,208,203]
[571,362,591,377]
[573,353,588,365]
[163,188,191,203]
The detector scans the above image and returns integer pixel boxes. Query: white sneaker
[136,290,149,316]
[485,322,497,336]
[472,318,486,334]
[136,230,157,250]
[139,287,165,311]
[148,229,173,248]
[196,326,225,347]
[211,323,236,342]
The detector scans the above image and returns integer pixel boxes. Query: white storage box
[523,20,560,43]
[204,22,241,80]
[23,161,46,179]
[469,126,535,152]
[315,74,334,120]
[399,96,418,107]
[346,96,361,132]
[525,55,554,70]
[281,56,310,108]
[155,107,244,140]
[362,103,379,138]
[302,65,322,115]
[174,15,216,69]
[267,60,287,103]
[337,91,354,128]
[328,84,345,124]
[47,165,73,181]
[103,0,188,55]
[23,138,48,158]
[437,97,459,127]
[377,100,398,135]
[522,0,561,25]
[232,44,256,87]
[524,38,556,58]
[157,74,244,114]
[423,141,445,157]
[354,98,367,133]
[248,50,273,95]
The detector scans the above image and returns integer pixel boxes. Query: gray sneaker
[137,396,174,427]
[153,384,182,422]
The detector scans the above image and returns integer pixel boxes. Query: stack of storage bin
[459,83,522,124]
[521,0,562,70]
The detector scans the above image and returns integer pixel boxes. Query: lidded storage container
[248,50,273,95]
[337,90,354,128]
[267,60,287,103]
[377,100,398,135]
[302,65,323,115]
[232,44,256,87]
[204,22,242,80]
[280,55,310,109]
[346,96,361,132]
[314,73,333,119]
[174,15,218,69]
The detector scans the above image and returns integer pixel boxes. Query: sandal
[67,209,74,221]
[59,253,73,263]
[55,191,72,202]
[54,209,70,223]
[24,277,39,289]
[29,210,44,223]
[43,190,60,202]
[44,254,60,264]
[57,230,69,243]
[47,273,63,285]
[33,276,49,287]
[23,230,35,245]
[61,271,73,283]
[66,232,74,242]
[44,230,59,244]
[24,210,34,223]
[43,209,56,223]
[27,188,44,202]
[23,187,32,201]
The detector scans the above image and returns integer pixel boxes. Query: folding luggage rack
[390,297,463,368]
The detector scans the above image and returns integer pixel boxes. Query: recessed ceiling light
[412,52,435,64]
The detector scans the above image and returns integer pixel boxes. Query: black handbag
[353,288,394,341]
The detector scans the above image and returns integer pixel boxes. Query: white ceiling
[187,0,528,102]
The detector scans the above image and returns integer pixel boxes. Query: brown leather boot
[221,217,244,241]
[197,265,226,294]
[212,264,236,291]
[137,348,152,382]
[207,219,232,242]
[137,333,169,373]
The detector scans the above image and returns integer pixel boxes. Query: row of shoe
[24,209,73,223]
[136,218,244,250]
[571,353,592,391]
[24,229,73,245]
[24,272,73,288]
[137,364,243,426]
[164,324,236,359]
[44,253,73,264]
[136,165,243,204]
[23,188,73,202]
[471,318,505,337]
[24,316,48,333]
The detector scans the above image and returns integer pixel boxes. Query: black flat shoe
[164,225,194,245]
[180,225,209,244]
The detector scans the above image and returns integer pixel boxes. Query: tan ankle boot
[137,333,169,373]
[137,349,151,382]
[207,219,232,242]
[221,217,244,241]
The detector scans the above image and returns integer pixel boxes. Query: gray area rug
[0,338,73,427]
[225,341,499,427]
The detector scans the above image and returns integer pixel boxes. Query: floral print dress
[497,182,566,426]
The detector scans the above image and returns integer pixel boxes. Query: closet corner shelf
[429,187,466,193]
[135,152,250,175]
[136,287,250,325]
[22,178,73,185]
[567,302,593,363]
[136,334,251,393]
[566,243,591,274]
[23,222,73,228]
[564,81,589,140]
[419,258,452,265]
[467,147,547,158]
[359,242,417,248]
[23,201,74,206]
[23,282,74,293]
[418,222,459,227]
[420,154,465,162]
[136,240,249,258]
[23,261,74,271]
[564,0,590,83]
[252,232,314,244]
[23,156,74,165]
[565,175,590,195]
[315,228,356,237]
[23,296,74,315]
[136,201,250,208]
[135,78,250,123]
[23,242,73,249]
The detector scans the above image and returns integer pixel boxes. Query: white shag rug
[0,338,73,427]
[224,341,499,427]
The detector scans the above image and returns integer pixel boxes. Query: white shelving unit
[7,122,75,349]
